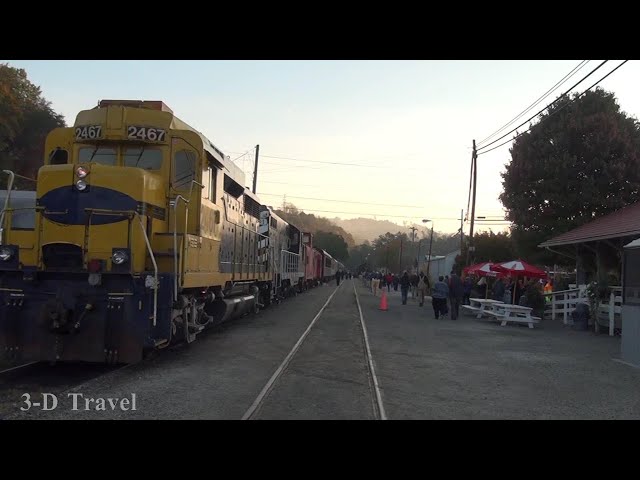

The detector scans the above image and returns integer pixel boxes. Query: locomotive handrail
[0,170,15,244]
[171,195,189,302]
[135,212,159,327]
[170,180,204,301]
[81,207,158,326]
[83,208,136,264]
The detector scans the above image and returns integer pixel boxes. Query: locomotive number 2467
[127,125,166,142]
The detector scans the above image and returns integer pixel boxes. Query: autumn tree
[0,63,66,182]
[500,88,640,264]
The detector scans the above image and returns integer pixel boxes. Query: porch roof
[539,202,640,248]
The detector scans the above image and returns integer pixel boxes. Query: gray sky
[4,60,635,235]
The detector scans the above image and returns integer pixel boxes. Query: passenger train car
[0,100,347,365]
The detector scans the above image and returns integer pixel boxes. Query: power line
[260,192,435,209]
[476,60,609,153]
[261,192,507,219]
[478,60,629,156]
[276,207,466,220]
[477,60,589,147]
[228,151,423,170]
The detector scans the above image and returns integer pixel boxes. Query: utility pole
[426,225,434,280]
[252,144,260,194]
[460,208,464,255]
[467,140,478,266]
[409,226,418,271]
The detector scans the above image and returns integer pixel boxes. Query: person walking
[431,275,449,319]
[448,270,463,320]
[417,271,430,307]
[400,271,411,305]
[336,270,342,286]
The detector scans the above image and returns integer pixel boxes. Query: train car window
[124,147,162,170]
[173,150,196,190]
[78,146,117,166]
[48,148,68,165]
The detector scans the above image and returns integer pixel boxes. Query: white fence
[544,285,622,336]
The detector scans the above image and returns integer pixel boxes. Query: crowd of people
[360,270,549,320]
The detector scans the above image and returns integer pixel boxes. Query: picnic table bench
[487,304,540,329]
[462,298,504,319]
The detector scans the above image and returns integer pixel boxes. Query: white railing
[545,286,587,324]
[596,287,622,336]
[545,285,622,336]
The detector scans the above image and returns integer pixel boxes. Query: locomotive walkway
[7,279,640,419]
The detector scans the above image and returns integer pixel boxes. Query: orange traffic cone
[379,290,388,311]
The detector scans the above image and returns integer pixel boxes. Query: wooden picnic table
[488,303,540,329]
[462,298,504,319]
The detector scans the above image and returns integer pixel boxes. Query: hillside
[332,217,429,244]
[274,204,355,247]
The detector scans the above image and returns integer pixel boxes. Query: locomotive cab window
[173,150,196,190]
[48,148,68,165]
[78,146,117,166]
[124,147,163,170]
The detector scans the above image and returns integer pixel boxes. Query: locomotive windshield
[78,146,117,165]
[76,145,164,171]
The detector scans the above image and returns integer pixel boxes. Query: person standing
[400,271,411,305]
[336,270,342,286]
[462,275,473,305]
[431,275,449,319]
[448,270,463,320]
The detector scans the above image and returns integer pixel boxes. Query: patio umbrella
[463,262,503,299]
[491,259,547,303]
[464,262,501,277]
[491,259,547,279]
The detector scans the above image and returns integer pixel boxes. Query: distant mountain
[332,217,429,244]
[274,205,356,247]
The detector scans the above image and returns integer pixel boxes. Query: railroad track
[242,279,386,420]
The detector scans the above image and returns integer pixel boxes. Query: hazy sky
[3,60,636,236]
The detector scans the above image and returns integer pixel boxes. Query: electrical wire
[476,60,609,153]
[477,60,589,147]
[477,60,628,156]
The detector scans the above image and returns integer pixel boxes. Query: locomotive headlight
[0,247,13,261]
[76,166,88,178]
[75,180,87,191]
[112,250,129,265]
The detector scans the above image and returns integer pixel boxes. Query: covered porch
[538,202,640,334]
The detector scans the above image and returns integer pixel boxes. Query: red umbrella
[490,259,547,279]
[463,262,503,278]
[463,262,504,299]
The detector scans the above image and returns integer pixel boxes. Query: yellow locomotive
[0,100,272,363]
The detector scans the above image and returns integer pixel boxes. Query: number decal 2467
[127,126,166,142]
[75,125,102,140]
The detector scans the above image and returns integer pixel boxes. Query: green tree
[454,231,514,273]
[500,88,640,264]
[314,231,349,262]
[0,63,66,182]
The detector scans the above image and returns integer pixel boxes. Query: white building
[419,250,460,280]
